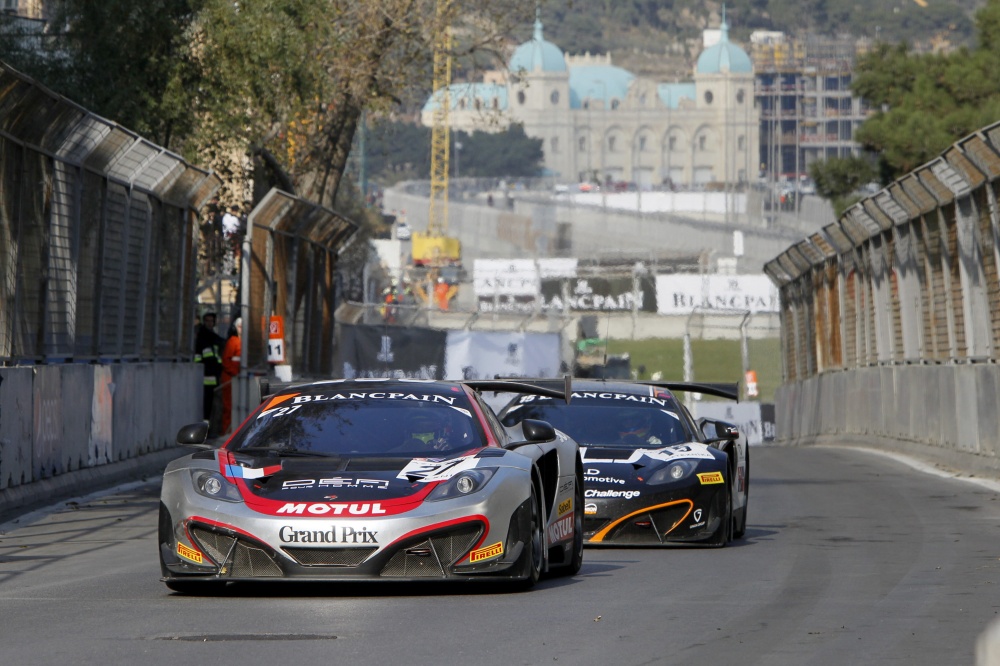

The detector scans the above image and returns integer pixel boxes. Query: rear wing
[258,377,573,405]
[634,381,739,402]
[489,377,739,403]
[465,376,572,405]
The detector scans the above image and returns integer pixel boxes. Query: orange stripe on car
[588,499,694,542]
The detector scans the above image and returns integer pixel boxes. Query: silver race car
[159,378,583,592]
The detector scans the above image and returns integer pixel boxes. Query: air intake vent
[191,525,282,577]
[283,547,377,567]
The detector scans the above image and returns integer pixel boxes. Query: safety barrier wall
[0,364,200,492]
[0,62,217,513]
[766,120,1000,472]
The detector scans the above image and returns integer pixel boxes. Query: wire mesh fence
[0,62,220,363]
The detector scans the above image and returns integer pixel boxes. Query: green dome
[509,19,567,74]
[696,19,752,75]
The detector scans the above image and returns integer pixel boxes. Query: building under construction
[752,32,874,183]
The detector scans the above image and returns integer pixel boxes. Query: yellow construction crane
[413,0,462,277]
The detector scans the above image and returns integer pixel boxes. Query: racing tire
[559,470,585,577]
[164,579,227,595]
[706,480,733,548]
[733,449,749,539]
[516,483,544,589]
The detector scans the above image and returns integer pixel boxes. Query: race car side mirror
[176,422,211,448]
[698,418,740,443]
[508,419,557,448]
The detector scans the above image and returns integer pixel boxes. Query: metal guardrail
[0,61,221,363]
[765,120,1000,380]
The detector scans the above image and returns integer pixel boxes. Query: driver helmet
[618,409,653,439]
[410,411,450,446]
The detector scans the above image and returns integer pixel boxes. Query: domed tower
[508,12,572,177]
[693,8,758,185]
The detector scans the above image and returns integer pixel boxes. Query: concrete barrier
[775,364,1000,479]
[0,363,200,522]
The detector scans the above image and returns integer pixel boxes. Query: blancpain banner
[444,331,561,380]
[474,259,578,298]
[656,274,779,314]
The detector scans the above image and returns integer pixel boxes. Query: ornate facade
[422,16,759,187]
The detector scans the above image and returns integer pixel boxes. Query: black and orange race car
[497,379,747,547]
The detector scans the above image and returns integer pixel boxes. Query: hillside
[527,0,986,80]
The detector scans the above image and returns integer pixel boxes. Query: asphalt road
[1,445,998,666]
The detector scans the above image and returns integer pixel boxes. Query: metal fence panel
[0,62,219,364]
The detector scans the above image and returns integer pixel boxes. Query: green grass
[603,337,783,403]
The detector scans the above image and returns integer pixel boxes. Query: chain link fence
[0,62,220,363]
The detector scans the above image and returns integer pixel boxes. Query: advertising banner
[444,331,562,380]
[655,274,779,314]
[474,259,578,313]
[693,400,764,446]
[337,324,447,379]
[540,276,657,312]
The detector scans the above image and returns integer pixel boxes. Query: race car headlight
[646,461,697,485]
[425,468,496,502]
[191,471,243,503]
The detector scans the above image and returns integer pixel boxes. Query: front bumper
[582,480,726,545]
[159,468,535,583]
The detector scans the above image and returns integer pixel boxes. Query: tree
[808,155,877,217]
[2,0,537,209]
[0,0,199,148]
[850,0,1000,183]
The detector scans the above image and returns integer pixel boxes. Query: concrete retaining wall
[775,364,1000,478]
[0,363,200,519]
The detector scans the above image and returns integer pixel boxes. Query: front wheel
[560,471,584,576]
[517,484,544,589]
[706,480,732,548]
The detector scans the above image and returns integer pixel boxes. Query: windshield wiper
[236,447,336,458]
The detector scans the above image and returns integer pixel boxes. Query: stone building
[422,14,760,188]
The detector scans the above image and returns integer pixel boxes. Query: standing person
[220,317,242,436]
[194,312,224,424]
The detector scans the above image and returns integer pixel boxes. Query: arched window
[610,99,620,110]
[698,135,706,151]
[737,89,745,104]
[474,98,482,110]
[517,91,526,105]
[738,135,745,151]
[550,90,560,105]
[704,91,714,104]
[459,99,467,110]
[609,136,617,152]
[578,137,586,151]
[639,136,647,152]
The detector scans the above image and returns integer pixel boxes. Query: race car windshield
[502,402,690,448]
[229,395,487,458]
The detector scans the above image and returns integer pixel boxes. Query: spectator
[220,317,242,435]
[194,312,224,425]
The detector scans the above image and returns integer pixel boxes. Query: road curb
[0,447,190,524]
